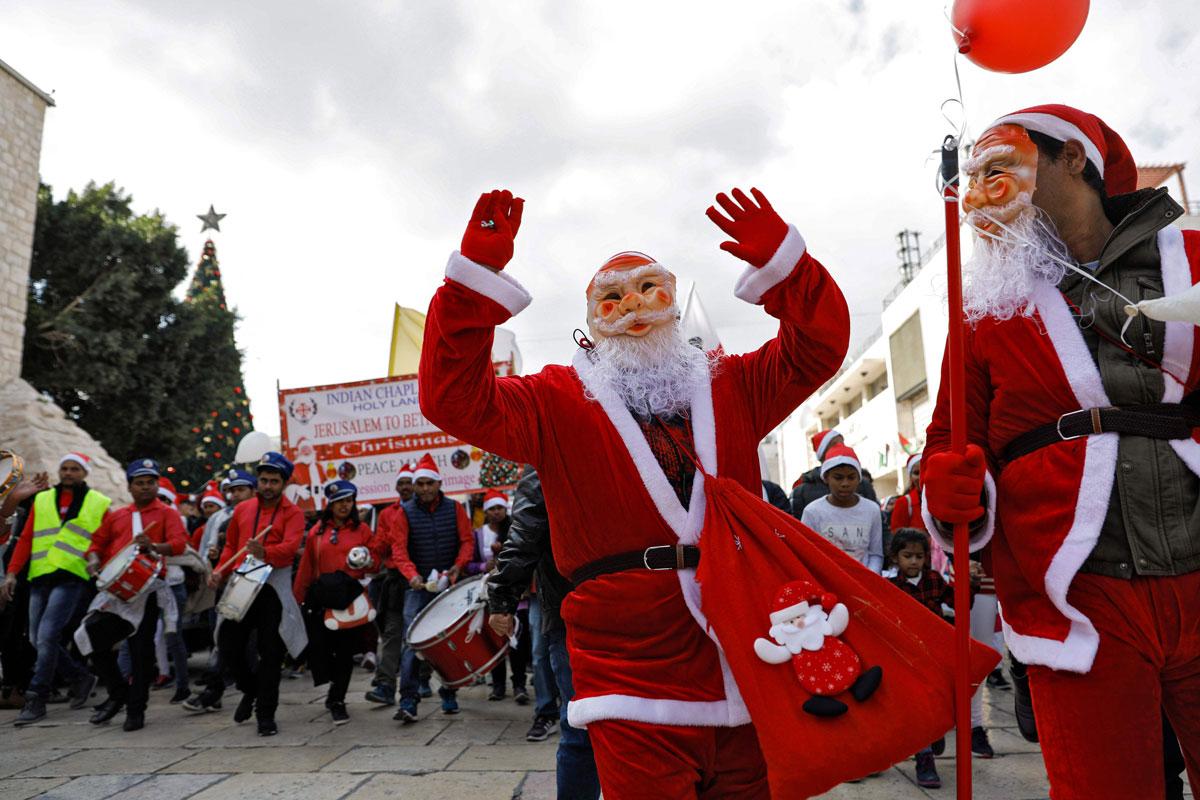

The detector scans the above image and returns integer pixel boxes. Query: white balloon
[234,430,274,464]
[1126,282,1200,324]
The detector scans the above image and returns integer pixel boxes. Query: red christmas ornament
[211,411,219,417]
[192,427,201,433]
[952,0,1089,73]
[234,387,242,394]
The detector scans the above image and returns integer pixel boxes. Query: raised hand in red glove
[923,445,988,524]
[461,188,524,270]
[705,187,789,268]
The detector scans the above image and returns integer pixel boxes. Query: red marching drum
[96,543,162,602]
[404,574,509,689]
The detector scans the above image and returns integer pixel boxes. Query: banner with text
[278,374,519,510]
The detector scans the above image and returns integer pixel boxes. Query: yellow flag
[388,305,427,377]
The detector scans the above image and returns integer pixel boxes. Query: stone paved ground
[0,660,1192,799]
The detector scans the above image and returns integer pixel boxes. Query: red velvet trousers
[1028,572,1200,800]
[587,720,769,799]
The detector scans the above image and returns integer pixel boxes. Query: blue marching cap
[225,468,256,489]
[126,458,161,481]
[256,451,294,481]
[324,479,358,503]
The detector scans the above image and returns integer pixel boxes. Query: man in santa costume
[923,104,1200,798]
[419,187,849,795]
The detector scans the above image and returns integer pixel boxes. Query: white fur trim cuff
[922,468,997,554]
[445,251,532,316]
[733,225,806,305]
[567,693,752,730]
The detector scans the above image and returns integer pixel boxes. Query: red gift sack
[696,475,998,798]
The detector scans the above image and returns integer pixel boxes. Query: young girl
[800,445,883,573]
[293,480,377,725]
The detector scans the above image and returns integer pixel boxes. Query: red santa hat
[157,477,177,505]
[199,487,226,509]
[819,444,861,478]
[810,429,842,461]
[586,251,660,294]
[988,104,1136,196]
[412,453,441,482]
[769,579,839,626]
[905,452,922,476]
[482,489,509,511]
[59,452,91,474]
[396,462,415,481]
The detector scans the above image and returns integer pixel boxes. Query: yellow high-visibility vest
[28,488,111,581]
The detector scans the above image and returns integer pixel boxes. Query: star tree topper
[197,204,227,233]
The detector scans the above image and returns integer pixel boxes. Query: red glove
[923,445,987,524]
[461,189,524,270]
[705,187,789,268]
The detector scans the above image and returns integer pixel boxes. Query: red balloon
[952,0,1089,74]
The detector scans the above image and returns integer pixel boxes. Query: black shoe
[183,689,222,713]
[123,712,145,732]
[169,686,191,704]
[513,688,530,706]
[802,696,848,717]
[1011,662,1039,743]
[257,718,278,737]
[69,673,98,710]
[986,668,1011,690]
[330,702,350,726]
[488,688,505,702]
[14,695,47,726]
[915,751,942,788]
[930,736,946,756]
[525,716,558,742]
[234,694,255,724]
[90,698,124,725]
[971,726,995,759]
[44,687,68,704]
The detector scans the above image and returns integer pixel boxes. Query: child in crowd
[888,528,985,789]
[800,445,883,573]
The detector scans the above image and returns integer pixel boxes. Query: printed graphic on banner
[278,374,519,510]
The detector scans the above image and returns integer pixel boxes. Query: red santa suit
[419,224,849,782]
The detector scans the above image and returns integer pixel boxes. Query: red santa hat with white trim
[988,103,1137,196]
[396,462,415,482]
[157,477,177,505]
[819,444,861,478]
[199,487,226,509]
[769,579,839,626]
[810,429,842,461]
[905,451,922,476]
[482,489,509,511]
[59,452,91,474]
[412,453,441,482]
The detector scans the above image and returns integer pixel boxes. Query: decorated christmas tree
[166,235,254,492]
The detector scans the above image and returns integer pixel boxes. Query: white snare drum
[96,544,162,602]
[0,450,24,501]
[217,555,273,622]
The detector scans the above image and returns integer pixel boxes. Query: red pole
[941,135,973,800]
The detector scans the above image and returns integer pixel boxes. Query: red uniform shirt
[216,495,305,574]
[7,487,108,576]
[375,501,406,570]
[87,499,187,576]
[292,520,377,604]
[388,496,473,581]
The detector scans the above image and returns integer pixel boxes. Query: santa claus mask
[586,253,679,340]
[769,604,833,653]
[962,124,1039,237]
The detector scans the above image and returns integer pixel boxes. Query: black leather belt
[1003,402,1200,464]
[570,544,701,587]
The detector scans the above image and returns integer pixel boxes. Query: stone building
[1,57,127,501]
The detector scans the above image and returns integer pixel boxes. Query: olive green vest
[28,488,111,581]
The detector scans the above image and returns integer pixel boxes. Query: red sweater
[216,495,305,575]
[375,501,405,570]
[88,500,187,577]
[292,520,376,604]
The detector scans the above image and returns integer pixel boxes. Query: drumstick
[214,525,273,575]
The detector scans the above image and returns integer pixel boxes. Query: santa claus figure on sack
[419,186,851,797]
[923,104,1200,799]
[752,579,882,717]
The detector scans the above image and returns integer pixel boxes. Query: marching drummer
[293,479,379,725]
[203,451,307,737]
[79,458,187,732]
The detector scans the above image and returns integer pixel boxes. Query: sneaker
[182,689,222,713]
[394,700,419,723]
[234,694,255,724]
[364,685,395,706]
[69,673,98,710]
[915,751,942,788]
[971,726,995,759]
[257,718,278,737]
[14,695,47,726]
[525,716,558,742]
[1011,662,1039,743]
[488,687,506,702]
[986,668,1011,690]
[513,688,530,706]
[441,694,460,715]
[418,681,433,698]
[330,702,350,726]
[122,712,145,732]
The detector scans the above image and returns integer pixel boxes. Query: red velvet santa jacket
[924,226,1200,674]
[419,225,849,728]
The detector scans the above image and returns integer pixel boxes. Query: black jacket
[790,466,877,520]
[487,469,571,633]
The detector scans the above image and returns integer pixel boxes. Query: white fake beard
[962,199,1070,324]
[586,322,712,418]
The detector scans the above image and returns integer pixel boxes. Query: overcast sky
[6,0,1198,437]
